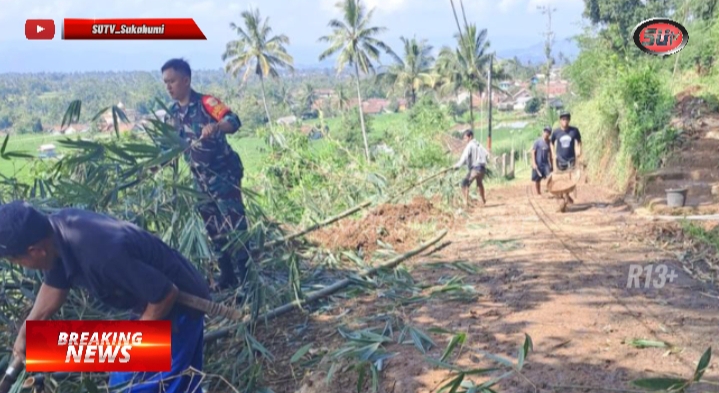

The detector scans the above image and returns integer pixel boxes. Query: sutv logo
[633,18,688,57]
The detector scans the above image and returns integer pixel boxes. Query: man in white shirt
[453,130,489,206]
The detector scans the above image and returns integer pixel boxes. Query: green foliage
[524,97,542,114]
[407,96,450,133]
[338,107,375,147]
[582,0,672,51]
[676,18,719,75]
[617,65,676,173]
[564,32,621,99]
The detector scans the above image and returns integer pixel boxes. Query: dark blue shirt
[43,209,211,318]
[532,138,551,167]
[551,126,582,162]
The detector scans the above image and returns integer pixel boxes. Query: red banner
[25,320,172,372]
[62,18,206,40]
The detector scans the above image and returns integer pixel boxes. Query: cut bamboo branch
[204,229,448,343]
[264,201,372,248]
[647,214,719,221]
[388,167,452,202]
[27,229,449,388]
[264,167,452,247]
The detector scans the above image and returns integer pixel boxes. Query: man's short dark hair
[0,201,53,258]
[543,126,552,133]
[161,58,192,79]
[463,130,474,139]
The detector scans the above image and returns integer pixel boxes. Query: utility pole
[487,53,493,152]
[538,5,556,110]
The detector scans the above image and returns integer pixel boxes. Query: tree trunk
[259,75,276,146]
[469,92,474,130]
[259,75,273,125]
[354,62,371,161]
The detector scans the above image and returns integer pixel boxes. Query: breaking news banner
[25,320,172,372]
[62,18,206,40]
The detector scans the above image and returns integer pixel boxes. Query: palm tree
[379,36,435,106]
[318,0,399,161]
[335,84,350,112]
[435,24,497,130]
[222,8,294,125]
[300,83,316,113]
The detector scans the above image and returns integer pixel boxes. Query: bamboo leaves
[631,347,712,392]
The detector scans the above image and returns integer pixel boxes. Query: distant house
[63,124,89,134]
[277,115,298,126]
[397,98,408,112]
[513,89,533,111]
[535,80,569,98]
[456,92,482,109]
[499,81,512,90]
[38,144,57,159]
[362,98,389,115]
[314,89,335,99]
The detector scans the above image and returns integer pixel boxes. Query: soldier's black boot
[215,255,239,290]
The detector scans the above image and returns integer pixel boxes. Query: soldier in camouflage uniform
[160,58,249,290]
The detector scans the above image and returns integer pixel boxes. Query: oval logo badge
[633,18,688,57]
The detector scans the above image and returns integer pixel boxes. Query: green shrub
[617,66,675,173]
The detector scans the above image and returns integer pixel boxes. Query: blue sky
[0,0,588,72]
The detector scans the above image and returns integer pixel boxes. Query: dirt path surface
[261,181,719,393]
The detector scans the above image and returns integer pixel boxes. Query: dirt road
[264,181,719,393]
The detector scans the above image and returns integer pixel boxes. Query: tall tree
[583,0,671,51]
[436,25,492,130]
[222,8,294,125]
[300,82,316,113]
[335,84,350,112]
[379,36,435,106]
[538,5,556,106]
[318,0,398,161]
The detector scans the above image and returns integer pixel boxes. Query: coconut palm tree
[379,36,435,106]
[318,0,399,161]
[435,24,509,130]
[300,83,316,113]
[222,8,294,125]
[335,84,350,112]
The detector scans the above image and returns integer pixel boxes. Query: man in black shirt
[550,111,582,171]
[0,201,210,393]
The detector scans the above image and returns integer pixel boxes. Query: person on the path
[531,126,553,196]
[550,111,582,171]
[453,130,489,207]
[0,200,210,393]
[160,58,250,291]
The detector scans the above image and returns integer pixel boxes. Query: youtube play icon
[25,19,55,40]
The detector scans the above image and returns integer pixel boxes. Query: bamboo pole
[647,214,719,221]
[387,167,452,202]
[264,201,372,248]
[26,229,449,388]
[204,229,448,342]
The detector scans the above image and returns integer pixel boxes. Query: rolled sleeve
[221,111,242,134]
[103,258,174,304]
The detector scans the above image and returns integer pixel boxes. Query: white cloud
[527,0,583,12]
[319,0,411,14]
[497,0,520,13]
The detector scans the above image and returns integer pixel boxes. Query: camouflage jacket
[164,90,244,196]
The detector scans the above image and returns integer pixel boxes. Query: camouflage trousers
[195,177,249,288]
